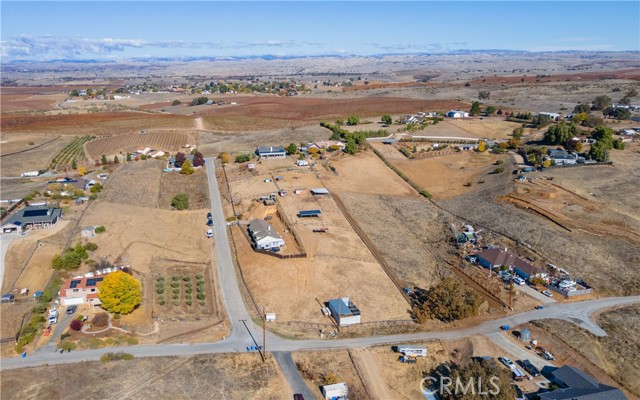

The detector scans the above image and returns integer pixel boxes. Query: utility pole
[262,306,266,362]
[508,280,514,311]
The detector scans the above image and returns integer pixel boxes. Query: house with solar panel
[1,205,62,234]
[328,297,361,326]
[59,276,105,306]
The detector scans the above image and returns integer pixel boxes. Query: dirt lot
[0,353,285,400]
[533,305,640,399]
[223,158,411,333]
[386,146,507,199]
[99,159,164,208]
[413,117,523,140]
[0,134,75,176]
[158,168,210,210]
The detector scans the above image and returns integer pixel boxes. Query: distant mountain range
[5,49,637,65]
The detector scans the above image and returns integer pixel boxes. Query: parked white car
[206,229,213,238]
[512,276,526,285]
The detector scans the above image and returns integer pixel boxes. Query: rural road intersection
[1,159,638,394]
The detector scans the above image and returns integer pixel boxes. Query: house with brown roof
[58,276,105,306]
[476,248,546,280]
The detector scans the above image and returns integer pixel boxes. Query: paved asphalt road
[0,232,21,290]
[272,351,316,399]
[2,158,639,382]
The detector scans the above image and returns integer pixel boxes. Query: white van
[395,345,427,357]
[512,277,526,285]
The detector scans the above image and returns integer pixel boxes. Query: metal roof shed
[298,210,321,217]
[310,188,330,195]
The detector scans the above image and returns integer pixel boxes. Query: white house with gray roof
[248,219,285,250]
[255,146,286,159]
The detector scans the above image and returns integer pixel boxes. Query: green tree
[347,115,360,126]
[592,95,612,111]
[589,141,608,162]
[478,91,491,100]
[612,139,625,150]
[532,113,552,128]
[512,127,524,139]
[544,123,579,144]
[381,114,392,125]
[90,183,103,193]
[626,87,639,98]
[573,103,591,114]
[171,193,189,210]
[582,115,605,127]
[413,277,483,323]
[470,101,481,116]
[235,153,251,163]
[98,271,142,314]
[70,90,79,97]
[171,100,181,106]
[286,143,298,155]
[180,159,194,175]
[113,156,119,164]
[604,107,631,120]
[485,106,496,115]
[126,152,132,162]
[344,137,357,154]
[591,125,614,148]
[71,159,77,169]
[101,154,108,165]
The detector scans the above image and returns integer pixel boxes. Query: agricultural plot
[49,135,94,171]
[154,267,214,317]
[84,130,190,160]
[0,135,75,177]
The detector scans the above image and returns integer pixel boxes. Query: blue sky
[1,1,639,61]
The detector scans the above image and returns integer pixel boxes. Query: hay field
[0,354,285,400]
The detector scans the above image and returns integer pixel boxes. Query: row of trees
[51,242,98,270]
[413,277,483,323]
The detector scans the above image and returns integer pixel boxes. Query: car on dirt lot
[206,229,213,238]
[498,357,515,369]
[541,290,553,297]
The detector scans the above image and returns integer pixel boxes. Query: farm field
[198,97,468,131]
[0,135,75,177]
[0,86,67,112]
[222,158,411,335]
[84,129,192,160]
[196,124,331,155]
[98,160,164,208]
[1,112,193,135]
[0,353,285,400]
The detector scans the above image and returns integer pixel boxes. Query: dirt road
[350,348,391,400]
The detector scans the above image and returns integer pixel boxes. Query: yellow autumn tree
[219,152,230,164]
[98,270,142,314]
[78,166,87,176]
[477,140,486,152]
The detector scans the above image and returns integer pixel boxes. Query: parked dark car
[207,219,213,226]
[207,212,212,220]
[519,359,541,377]
[66,305,78,315]
[293,394,304,400]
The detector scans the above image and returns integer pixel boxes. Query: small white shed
[322,382,348,400]
[265,313,276,322]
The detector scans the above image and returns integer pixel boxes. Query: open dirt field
[0,135,75,176]
[223,158,411,332]
[533,305,640,398]
[158,169,210,210]
[1,112,193,135]
[0,353,285,400]
[411,117,523,140]
[99,160,163,208]
[387,146,507,199]
[0,86,68,112]
[84,129,192,160]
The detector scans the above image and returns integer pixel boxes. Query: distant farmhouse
[548,149,579,165]
[539,366,627,400]
[1,206,62,234]
[446,110,469,118]
[248,219,285,250]
[256,146,286,159]
[476,248,546,280]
